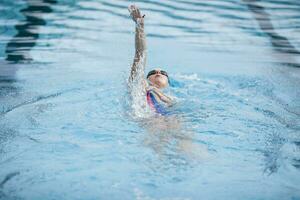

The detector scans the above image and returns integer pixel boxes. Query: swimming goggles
[147,70,169,79]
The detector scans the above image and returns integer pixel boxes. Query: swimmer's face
[147,69,169,89]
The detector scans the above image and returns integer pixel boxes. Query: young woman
[128,5,173,115]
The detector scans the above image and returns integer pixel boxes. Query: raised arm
[128,5,147,84]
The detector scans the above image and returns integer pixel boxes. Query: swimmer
[128,5,173,114]
[128,5,210,160]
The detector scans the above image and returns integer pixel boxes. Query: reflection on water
[5,0,57,63]
[141,115,210,165]
[1,1,57,164]
[0,0,299,199]
[244,0,300,67]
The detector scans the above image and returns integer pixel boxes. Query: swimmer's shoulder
[146,86,174,106]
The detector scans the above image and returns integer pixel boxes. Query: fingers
[128,5,135,13]
[128,4,143,19]
[136,7,141,17]
[128,5,138,15]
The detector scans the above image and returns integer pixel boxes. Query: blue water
[0,0,300,199]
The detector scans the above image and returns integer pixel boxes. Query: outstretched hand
[128,5,145,24]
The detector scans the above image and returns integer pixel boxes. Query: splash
[127,54,153,119]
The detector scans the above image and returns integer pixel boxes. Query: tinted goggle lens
[147,70,168,78]
[160,70,168,77]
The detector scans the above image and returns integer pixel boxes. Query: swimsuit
[146,87,170,115]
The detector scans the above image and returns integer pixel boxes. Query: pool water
[0,0,300,199]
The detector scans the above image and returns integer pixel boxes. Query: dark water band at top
[3,0,299,66]
[244,0,300,68]
[5,0,57,63]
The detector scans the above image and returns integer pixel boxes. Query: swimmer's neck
[148,82,165,90]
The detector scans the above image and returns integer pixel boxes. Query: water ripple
[0,0,300,199]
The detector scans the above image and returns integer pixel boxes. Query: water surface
[0,0,300,199]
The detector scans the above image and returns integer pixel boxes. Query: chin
[149,77,168,88]
[157,82,168,89]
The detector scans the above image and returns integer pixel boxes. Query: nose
[155,70,161,74]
